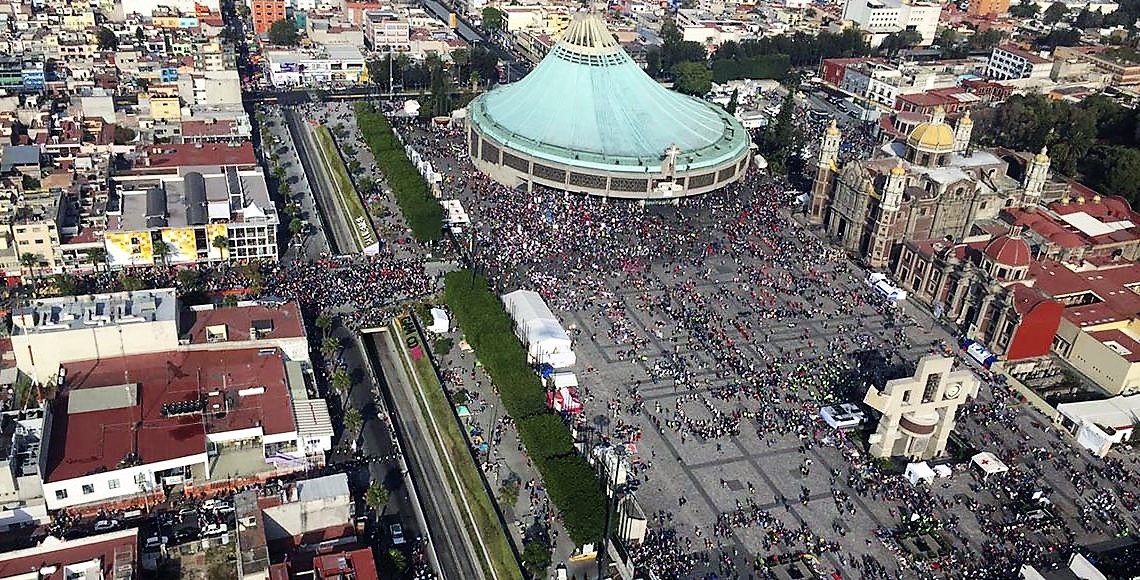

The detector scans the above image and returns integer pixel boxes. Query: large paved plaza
[386,113,1140,579]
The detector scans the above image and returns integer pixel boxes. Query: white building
[263,474,352,541]
[1056,394,1140,457]
[120,0,219,16]
[364,10,411,51]
[841,0,942,47]
[11,289,181,382]
[265,46,366,87]
[987,45,1054,81]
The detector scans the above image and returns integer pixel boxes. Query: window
[82,484,94,495]
[55,489,68,500]
[108,479,120,490]
[34,239,43,244]
[922,373,941,403]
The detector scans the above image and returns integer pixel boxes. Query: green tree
[177,269,201,290]
[450,47,470,83]
[113,125,137,145]
[1080,145,1140,202]
[120,274,145,292]
[52,274,76,296]
[428,64,451,117]
[267,19,300,46]
[331,368,351,399]
[152,240,172,267]
[381,549,407,576]
[289,218,305,236]
[1043,1,1069,23]
[645,47,663,78]
[499,480,520,507]
[19,252,40,287]
[322,336,342,360]
[521,540,552,578]
[968,29,1004,50]
[755,91,802,174]
[1009,2,1039,17]
[725,88,739,115]
[96,26,118,50]
[343,407,363,436]
[365,483,390,512]
[87,247,108,272]
[878,29,923,56]
[316,313,333,334]
[481,7,503,30]
[212,235,228,257]
[671,61,712,96]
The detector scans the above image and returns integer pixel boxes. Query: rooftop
[469,12,748,173]
[130,143,256,172]
[184,302,306,345]
[1057,393,1140,430]
[313,548,380,580]
[46,348,296,483]
[0,529,137,580]
[1030,260,1140,327]
[110,167,275,232]
[995,44,1052,65]
[12,289,177,336]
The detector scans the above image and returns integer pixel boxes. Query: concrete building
[265,46,366,87]
[41,347,321,510]
[987,45,1053,82]
[864,355,981,460]
[1054,45,1140,87]
[1056,394,1140,457]
[364,10,411,51]
[0,409,49,532]
[969,0,1009,17]
[0,529,138,580]
[11,289,181,382]
[841,0,942,47]
[252,0,288,34]
[263,474,353,544]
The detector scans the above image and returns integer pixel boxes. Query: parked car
[202,523,228,537]
[93,519,118,532]
[389,523,405,545]
[144,535,169,550]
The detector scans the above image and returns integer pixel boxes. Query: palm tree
[321,336,341,359]
[343,407,363,436]
[365,483,390,513]
[315,313,333,335]
[212,235,228,259]
[87,247,108,272]
[152,240,171,268]
[331,368,351,398]
[19,252,41,295]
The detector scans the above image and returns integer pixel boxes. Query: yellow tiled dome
[907,122,955,152]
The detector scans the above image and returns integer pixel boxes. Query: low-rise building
[265,46,366,87]
[0,528,138,580]
[364,10,411,51]
[1054,45,1140,87]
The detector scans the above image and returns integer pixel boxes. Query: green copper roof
[469,14,748,174]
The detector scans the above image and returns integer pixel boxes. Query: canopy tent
[551,372,578,390]
[502,290,576,368]
[867,273,907,302]
[547,386,583,414]
[427,308,449,334]
[933,464,953,478]
[905,462,936,486]
[971,452,1009,478]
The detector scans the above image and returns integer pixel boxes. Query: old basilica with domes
[808,107,1053,271]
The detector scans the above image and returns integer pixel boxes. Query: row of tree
[443,271,606,546]
[974,93,1140,204]
[365,46,499,94]
[354,102,445,241]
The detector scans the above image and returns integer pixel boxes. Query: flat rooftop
[184,302,305,345]
[110,167,275,232]
[46,348,296,483]
[12,288,177,335]
[0,529,137,580]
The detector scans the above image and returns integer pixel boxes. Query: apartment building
[987,44,1053,81]
[841,0,942,47]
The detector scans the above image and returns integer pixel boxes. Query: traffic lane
[365,332,484,580]
[283,108,356,254]
[264,113,332,258]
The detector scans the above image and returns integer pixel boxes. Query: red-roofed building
[127,143,257,174]
[894,226,1064,362]
[313,548,380,580]
[1003,188,1140,264]
[0,529,137,580]
[41,347,313,510]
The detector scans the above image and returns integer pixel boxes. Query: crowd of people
[392,110,1140,580]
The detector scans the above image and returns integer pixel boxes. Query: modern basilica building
[466,13,751,200]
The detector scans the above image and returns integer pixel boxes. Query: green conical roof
[469,13,748,173]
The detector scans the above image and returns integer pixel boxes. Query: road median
[311,125,377,251]
[390,314,523,580]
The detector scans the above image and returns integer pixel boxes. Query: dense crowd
[393,109,1140,580]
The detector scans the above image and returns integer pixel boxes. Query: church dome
[907,121,955,152]
[985,234,1032,267]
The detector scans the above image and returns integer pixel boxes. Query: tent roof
[971,451,1009,475]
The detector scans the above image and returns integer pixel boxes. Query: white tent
[933,464,953,478]
[971,452,1009,479]
[905,462,936,486]
[427,308,449,334]
[502,290,576,368]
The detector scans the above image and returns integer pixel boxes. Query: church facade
[808,108,1053,271]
